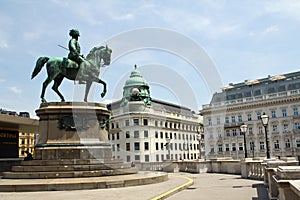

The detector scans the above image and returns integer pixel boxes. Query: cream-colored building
[201,71,300,160]
[108,66,204,163]
[0,111,38,158]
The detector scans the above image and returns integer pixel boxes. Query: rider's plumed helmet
[69,29,80,37]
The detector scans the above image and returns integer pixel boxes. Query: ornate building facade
[201,71,300,160]
[108,66,204,163]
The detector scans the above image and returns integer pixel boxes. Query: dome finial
[134,64,137,70]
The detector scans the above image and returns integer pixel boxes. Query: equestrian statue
[31,29,112,103]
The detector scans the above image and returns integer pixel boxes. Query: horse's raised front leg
[98,78,107,98]
[52,76,65,102]
[84,81,92,102]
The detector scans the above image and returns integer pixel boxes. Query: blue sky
[1,0,300,117]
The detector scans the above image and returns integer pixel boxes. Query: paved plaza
[0,173,268,200]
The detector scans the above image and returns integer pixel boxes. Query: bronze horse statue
[31,45,112,102]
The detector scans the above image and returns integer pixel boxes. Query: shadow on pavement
[252,184,269,200]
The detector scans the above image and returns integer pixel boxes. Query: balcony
[224,122,244,128]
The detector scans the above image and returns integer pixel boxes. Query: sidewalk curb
[151,176,194,200]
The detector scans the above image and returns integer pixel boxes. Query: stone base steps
[2,159,137,179]
[0,171,168,192]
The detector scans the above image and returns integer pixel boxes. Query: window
[134,131,139,138]
[225,144,230,151]
[144,142,149,151]
[248,127,253,135]
[125,119,130,126]
[232,143,236,151]
[296,139,300,148]
[208,118,212,126]
[294,108,299,116]
[126,155,131,162]
[283,124,289,132]
[143,119,148,126]
[155,121,158,127]
[155,131,158,138]
[272,125,278,132]
[116,144,120,151]
[294,122,300,130]
[116,133,119,140]
[217,118,221,125]
[282,109,287,117]
[156,142,159,150]
[239,143,243,151]
[260,141,265,150]
[257,112,261,120]
[232,129,237,136]
[161,143,164,150]
[134,142,140,150]
[126,131,130,138]
[144,130,148,138]
[274,140,280,149]
[285,139,291,148]
[133,119,139,126]
[225,117,229,124]
[161,154,164,161]
[259,126,263,134]
[145,155,149,162]
[238,115,242,122]
[218,144,223,152]
[250,141,254,150]
[254,89,261,96]
[111,123,114,129]
[135,155,140,161]
[126,143,130,151]
[156,155,159,162]
[210,145,214,153]
[160,132,163,138]
[226,130,230,137]
[231,116,236,123]
[271,110,276,118]
[247,114,252,121]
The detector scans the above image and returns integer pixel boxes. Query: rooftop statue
[31,29,112,102]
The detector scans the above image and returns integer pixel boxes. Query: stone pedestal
[3,102,138,179]
[34,102,111,160]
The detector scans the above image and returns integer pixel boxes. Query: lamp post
[240,124,248,159]
[261,112,270,159]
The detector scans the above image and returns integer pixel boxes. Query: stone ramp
[0,171,168,192]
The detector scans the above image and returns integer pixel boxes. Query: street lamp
[261,112,270,159]
[165,137,171,160]
[240,124,248,159]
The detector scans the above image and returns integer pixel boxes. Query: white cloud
[9,86,22,95]
[261,25,279,36]
[265,1,300,21]
[0,40,8,48]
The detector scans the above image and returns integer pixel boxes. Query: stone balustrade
[136,157,300,200]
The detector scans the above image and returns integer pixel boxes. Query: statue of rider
[68,29,87,84]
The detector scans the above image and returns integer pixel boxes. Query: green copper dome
[121,65,151,107]
[124,67,149,88]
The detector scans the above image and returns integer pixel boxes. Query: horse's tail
[31,57,49,79]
